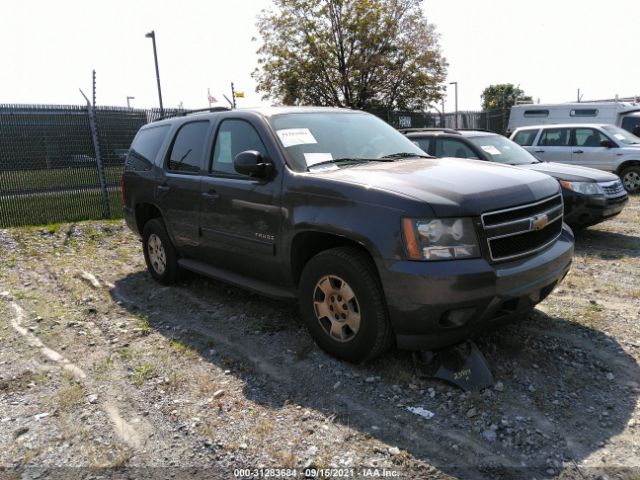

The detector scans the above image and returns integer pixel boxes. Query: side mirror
[600,139,616,148]
[234,150,272,178]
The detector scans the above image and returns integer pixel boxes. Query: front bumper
[378,225,574,350]
[562,190,628,228]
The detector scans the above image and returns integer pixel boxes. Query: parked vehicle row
[402,127,629,229]
[122,107,573,362]
[510,123,640,193]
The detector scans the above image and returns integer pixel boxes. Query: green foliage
[253,0,447,112]
[481,83,532,111]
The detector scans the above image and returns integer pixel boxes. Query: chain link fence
[0,104,178,228]
[378,108,510,134]
[1,104,510,228]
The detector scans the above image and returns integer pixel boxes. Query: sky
[1,0,638,112]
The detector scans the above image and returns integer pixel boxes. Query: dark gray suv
[122,107,574,362]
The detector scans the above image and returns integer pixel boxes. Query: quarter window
[211,120,267,176]
[512,129,539,146]
[167,121,210,173]
[128,125,170,169]
[538,128,571,147]
[574,128,609,147]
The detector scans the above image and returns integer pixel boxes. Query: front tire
[621,166,640,193]
[142,218,179,285]
[299,247,393,363]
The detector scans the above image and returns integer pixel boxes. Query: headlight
[402,217,480,261]
[560,181,604,195]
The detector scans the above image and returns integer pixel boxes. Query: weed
[133,362,156,385]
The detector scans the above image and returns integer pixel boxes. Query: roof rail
[155,106,231,122]
[398,127,461,135]
[182,107,231,116]
[455,128,493,133]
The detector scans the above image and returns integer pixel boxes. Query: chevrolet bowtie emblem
[531,213,549,231]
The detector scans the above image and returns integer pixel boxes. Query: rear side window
[412,138,432,154]
[512,129,539,146]
[539,128,571,147]
[167,121,210,173]
[127,125,170,171]
[523,109,549,118]
[211,119,267,176]
[436,139,479,159]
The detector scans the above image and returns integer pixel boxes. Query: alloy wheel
[313,275,361,342]
[147,233,167,275]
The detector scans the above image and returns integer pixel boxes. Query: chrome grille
[599,180,625,198]
[481,194,563,262]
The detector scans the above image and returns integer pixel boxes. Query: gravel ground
[1,198,639,480]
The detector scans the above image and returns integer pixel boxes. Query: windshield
[269,112,428,170]
[466,134,538,165]
[602,125,640,145]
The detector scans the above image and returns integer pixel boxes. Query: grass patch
[170,340,198,358]
[133,362,156,385]
[51,373,85,412]
[0,190,122,229]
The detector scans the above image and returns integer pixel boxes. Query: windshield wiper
[307,157,372,169]
[381,152,431,159]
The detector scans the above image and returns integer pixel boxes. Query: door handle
[202,190,219,201]
[573,150,584,154]
[535,150,545,153]
[156,185,170,198]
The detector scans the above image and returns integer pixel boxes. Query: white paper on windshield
[304,152,333,166]
[481,145,502,155]
[614,134,625,140]
[276,128,318,147]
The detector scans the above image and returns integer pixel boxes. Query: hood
[310,158,560,217]
[517,162,619,182]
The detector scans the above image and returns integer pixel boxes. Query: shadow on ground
[111,269,639,479]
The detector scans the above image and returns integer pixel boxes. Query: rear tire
[621,166,640,193]
[298,247,393,363]
[142,218,179,285]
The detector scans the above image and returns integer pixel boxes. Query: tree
[481,84,532,111]
[253,0,447,112]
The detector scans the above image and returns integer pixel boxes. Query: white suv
[510,124,640,193]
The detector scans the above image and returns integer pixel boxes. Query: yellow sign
[234,91,245,98]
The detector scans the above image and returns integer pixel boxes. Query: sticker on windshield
[304,152,333,166]
[614,134,625,140]
[276,128,318,147]
[480,145,502,155]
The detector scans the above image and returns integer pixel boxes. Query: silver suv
[510,124,640,193]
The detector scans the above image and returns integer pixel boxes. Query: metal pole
[92,70,96,106]
[145,30,164,116]
[79,88,110,220]
[126,96,135,108]
[231,82,237,109]
[449,81,458,129]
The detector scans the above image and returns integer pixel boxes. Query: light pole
[145,30,164,116]
[449,81,458,129]
[126,96,135,109]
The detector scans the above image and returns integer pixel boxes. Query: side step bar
[177,258,297,301]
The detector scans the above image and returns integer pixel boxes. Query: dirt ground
[1,197,639,480]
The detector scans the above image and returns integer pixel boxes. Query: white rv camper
[508,102,640,135]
